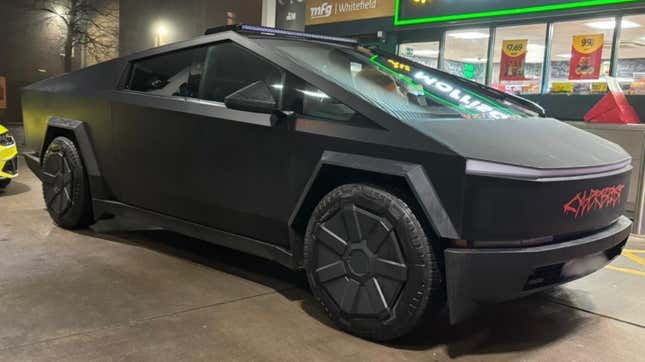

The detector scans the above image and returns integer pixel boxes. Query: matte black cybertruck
[22,25,632,341]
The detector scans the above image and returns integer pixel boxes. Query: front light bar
[466,159,632,180]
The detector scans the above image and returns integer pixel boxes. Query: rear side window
[198,42,284,103]
[127,41,285,109]
[128,47,205,97]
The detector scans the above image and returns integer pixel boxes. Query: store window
[616,14,645,94]
[491,24,546,95]
[443,28,490,84]
[549,17,615,94]
[398,41,440,68]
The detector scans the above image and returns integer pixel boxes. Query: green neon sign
[395,0,644,26]
[463,63,475,80]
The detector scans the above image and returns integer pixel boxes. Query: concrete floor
[1,161,644,361]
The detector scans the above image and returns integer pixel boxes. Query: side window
[300,84,355,121]
[128,47,205,97]
[283,75,378,128]
[199,42,284,104]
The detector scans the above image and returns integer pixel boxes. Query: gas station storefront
[305,0,645,121]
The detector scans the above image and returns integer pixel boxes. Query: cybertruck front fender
[24,117,108,199]
[290,151,459,241]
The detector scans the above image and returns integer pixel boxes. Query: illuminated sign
[500,39,528,81]
[306,0,395,25]
[395,0,644,26]
[388,59,411,72]
[413,71,511,119]
[569,34,604,80]
[370,55,520,119]
[463,63,475,80]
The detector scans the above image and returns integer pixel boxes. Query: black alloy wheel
[304,184,443,341]
[42,137,93,229]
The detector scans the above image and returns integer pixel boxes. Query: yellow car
[0,124,18,188]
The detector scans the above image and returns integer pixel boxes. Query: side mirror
[224,81,278,114]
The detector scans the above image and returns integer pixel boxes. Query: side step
[93,199,298,270]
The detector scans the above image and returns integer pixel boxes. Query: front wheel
[41,137,93,229]
[304,184,443,341]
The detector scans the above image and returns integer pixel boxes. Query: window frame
[118,35,383,129]
[489,22,549,95]
[442,27,492,85]
[613,13,645,92]
[120,35,286,107]
[196,40,287,106]
[124,46,204,97]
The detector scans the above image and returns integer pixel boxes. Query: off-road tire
[0,178,10,189]
[42,137,93,229]
[304,183,443,341]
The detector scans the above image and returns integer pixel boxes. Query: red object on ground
[584,92,641,124]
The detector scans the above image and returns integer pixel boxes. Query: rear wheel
[304,184,443,341]
[42,137,93,229]
[0,178,10,189]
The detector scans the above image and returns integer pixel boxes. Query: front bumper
[0,141,19,179]
[445,216,631,323]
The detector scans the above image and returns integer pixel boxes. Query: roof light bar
[205,24,358,45]
[239,25,358,45]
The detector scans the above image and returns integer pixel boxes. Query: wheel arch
[41,117,109,200]
[289,151,459,265]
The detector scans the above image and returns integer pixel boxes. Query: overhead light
[585,19,640,30]
[156,24,168,36]
[413,49,439,56]
[152,21,171,37]
[52,5,66,17]
[462,57,487,63]
[448,31,489,39]
[557,54,572,59]
[37,69,47,73]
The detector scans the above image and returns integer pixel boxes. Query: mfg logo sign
[310,2,333,18]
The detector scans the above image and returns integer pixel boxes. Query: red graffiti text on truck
[563,184,625,218]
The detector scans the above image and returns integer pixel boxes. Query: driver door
[175,41,293,246]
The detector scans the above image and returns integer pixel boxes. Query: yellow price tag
[552,82,574,93]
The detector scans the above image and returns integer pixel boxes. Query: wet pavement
[0,161,644,361]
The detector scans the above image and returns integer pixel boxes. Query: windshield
[261,39,538,121]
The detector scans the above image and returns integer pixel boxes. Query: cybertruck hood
[410,117,631,170]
